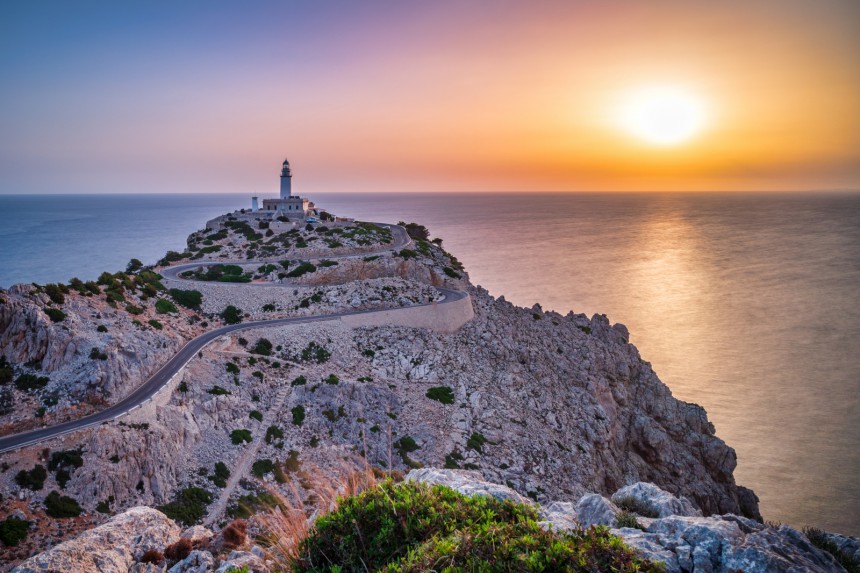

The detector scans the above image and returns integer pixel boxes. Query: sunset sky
[2,1,859,194]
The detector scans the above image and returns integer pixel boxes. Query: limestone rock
[179,525,214,548]
[612,514,845,573]
[612,482,701,518]
[537,501,579,532]
[214,550,268,573]
[407,468,533,505]
[11,507,180,573]
[167,550,215,573]
[574,493,620,527]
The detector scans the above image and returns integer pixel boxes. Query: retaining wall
[340,293,474,333]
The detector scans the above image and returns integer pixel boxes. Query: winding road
[0,223,468,454]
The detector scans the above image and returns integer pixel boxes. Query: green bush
[48,449,83,471]
[293,480,660,573]
[425,386,455,404]
[222,305,242,324]
[125,304,144,315]
[251,338,273,356]
[286,262,317,278]
[443,266,460,279]
[614,495,660,518]
[148,319,163,330]
[226,361,240,374]
[615,511,645,530]
[14,373,50,391]
[467,432,488,453]
[0,516,30,546]
[44,490,82,518]
[159,487,213,525]
[43,307,66,322]
[300,342,330,363]
[169,288,203,309]
[15,464,47,490]
[251,458,275,478]
[89,347,108,360]
[265,425,284,444]
[249,409,263,422]
[398,248,418,259]
[230,429,252,445]
[804,527,860,573]
[324,374,339,385]
[291,405,306,426]
[291,375,307,386]
[208,386,232,396]
[211,462,231,487]
[155,298,178,314]
[97,324,108,332]
[0,356,13,385]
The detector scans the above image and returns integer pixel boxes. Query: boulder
[167,550,215,573]
[214,550,268,573]
[612,514,846,573]
[12,507,180,573]
[612,482,702,518]
[407,468,532,505]
[574,493,620,527]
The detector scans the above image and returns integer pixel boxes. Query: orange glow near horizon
[2,1,859,194]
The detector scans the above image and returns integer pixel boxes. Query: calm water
[1,192,858,535]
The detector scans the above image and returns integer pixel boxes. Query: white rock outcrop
[11,507,180,573]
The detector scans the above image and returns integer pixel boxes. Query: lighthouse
[280,159,292,199]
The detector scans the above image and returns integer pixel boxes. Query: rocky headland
[0,212,856,572]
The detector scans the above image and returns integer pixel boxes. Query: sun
[618,86,707,146]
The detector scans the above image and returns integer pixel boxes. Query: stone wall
[340,292,474,333]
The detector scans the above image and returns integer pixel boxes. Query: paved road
[0,220,464,454]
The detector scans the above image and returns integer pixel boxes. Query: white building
[259,159,314,219]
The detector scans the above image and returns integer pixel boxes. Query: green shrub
[222,305,242,324]
[251,338,273,356]
[467,432,488,453]
[125,304,143,316]
[0,516,30,546]
[324,374,339,385]
[208,386,232,396]
[155,298,178,314]
[44,308,66,322]
[211,462,231,487]
[300,342,330,363]
[15,464,47,490]
[0,356,13,385]
[293,480,659,573]
[443,266,460,279]
[89,347,108,360]
[286,262,317,278]
[318,260,338,267]
[291,375,307,386]
[230,429,252,445]
[96,324,108,332]
[249,409,263,422]
[398,248,418,259]
[148,319,163,330]
[226,362,240,374]
[251,458,275,478]
[804,527,860,573]
[614,495,660,518]
[291,405,306,426]
[48,449,83,471]
[262,303,276,312]
[265,425,284,444]
[169,288,203,309]
[615,511,645,530]
[14,373,50,391]
[159,487,213,525]
[44,490,82,518]
[425,386,455,404]
[444,451,464,469]
[96,500,111,514]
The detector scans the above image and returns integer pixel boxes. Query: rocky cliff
[0,215,771,568]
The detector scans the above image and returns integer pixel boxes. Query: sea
[1,191,858,536]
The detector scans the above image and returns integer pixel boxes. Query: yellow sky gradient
[2,1,859,193]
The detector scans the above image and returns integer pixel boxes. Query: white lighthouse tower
[280,159,292,199]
